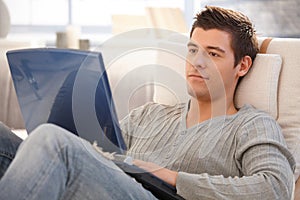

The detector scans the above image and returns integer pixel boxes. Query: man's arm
[134,158,300,200]
[133,159,178,186]
[135,146,294,200]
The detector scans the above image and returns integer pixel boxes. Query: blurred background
[0,0,299,132]
[2,0,300,48]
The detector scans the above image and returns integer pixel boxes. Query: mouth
[188,74,209,80]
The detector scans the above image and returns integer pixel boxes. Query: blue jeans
[0,123,157,200]
[0,122,22,179]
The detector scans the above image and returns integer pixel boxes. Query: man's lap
[0,123,157,199]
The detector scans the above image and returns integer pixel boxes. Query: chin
[186,85,210,101]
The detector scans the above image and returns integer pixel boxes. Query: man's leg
[0,122,22,179]
[0,123,157,200]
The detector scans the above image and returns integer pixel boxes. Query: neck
[186,96,237,128]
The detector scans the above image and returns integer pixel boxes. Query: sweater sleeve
[176,116,295,200]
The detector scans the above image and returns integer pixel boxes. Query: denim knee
[0,122,22,158]
[19,123,82,164]
[27,123,78,148]
[0,122,23,179]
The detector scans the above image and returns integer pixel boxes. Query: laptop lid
[6,48,126,154]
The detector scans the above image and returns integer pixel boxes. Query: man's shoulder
[234,104,281,133]
[238,104,275,121]
[236,104,282,136]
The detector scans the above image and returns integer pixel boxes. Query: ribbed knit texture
[120,102,295,200]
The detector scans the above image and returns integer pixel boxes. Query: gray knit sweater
[120,102,295,200]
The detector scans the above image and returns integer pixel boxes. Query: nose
[188,50,208,71]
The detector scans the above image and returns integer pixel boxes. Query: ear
[237,55,252,77]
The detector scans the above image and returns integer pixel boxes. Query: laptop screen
[6,48,126,153]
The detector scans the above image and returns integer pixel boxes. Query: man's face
[185,27,241,101]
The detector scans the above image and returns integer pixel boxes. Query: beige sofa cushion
[264,38,300,180]
[234,53,282,119]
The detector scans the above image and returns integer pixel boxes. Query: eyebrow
[187,41,226,54]
[187,41,198,48]
[207,46,226,53]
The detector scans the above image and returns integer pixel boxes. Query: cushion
[234,53,282,119]
[265,38,300,180]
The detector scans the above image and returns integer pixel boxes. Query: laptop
[6,48,184,200]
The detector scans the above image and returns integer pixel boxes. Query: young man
[0,6,296,199]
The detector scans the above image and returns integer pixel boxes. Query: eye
[209,52,220,57]
[188,48,198,54]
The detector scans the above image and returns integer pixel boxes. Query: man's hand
[133,159,178,187]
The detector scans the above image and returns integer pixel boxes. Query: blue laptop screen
[6,48,126,153]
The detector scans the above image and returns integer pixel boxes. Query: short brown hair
[190,6,259,66]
